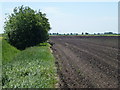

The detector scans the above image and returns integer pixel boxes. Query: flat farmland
[50,36,119,88]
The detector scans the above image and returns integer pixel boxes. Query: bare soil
[50,36,119,88]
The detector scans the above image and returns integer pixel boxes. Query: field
[50,36,119,88]
[2,39,58,88]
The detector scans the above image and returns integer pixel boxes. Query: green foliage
[0,38,2,89]
[39,42,51,47]
[0,34,2,37]
[4,5,51,50]
[2,44,58,88]
[2,39,20,64]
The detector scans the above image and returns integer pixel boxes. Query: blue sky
[0,2,118,34]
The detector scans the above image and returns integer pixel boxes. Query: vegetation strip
[2,40,58,88]
[2,39,20,64]
[0,38,2,89]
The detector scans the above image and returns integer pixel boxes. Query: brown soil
[50,36,119,88]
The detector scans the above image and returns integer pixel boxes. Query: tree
[104,32,113,34]
[85,32,89,35]
[97,33,100,35]
[70,33,73,35]
[76,33,78,35]
[56,33,59,35]
[4,5,51,50]
[82,32,84,35]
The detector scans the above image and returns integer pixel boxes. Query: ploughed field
[50,36,119,88]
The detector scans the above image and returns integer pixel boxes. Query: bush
[4,5,51,50]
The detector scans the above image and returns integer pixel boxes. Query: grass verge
[2,41,58,88]
[2,39,20,64]
[0,38,2,89]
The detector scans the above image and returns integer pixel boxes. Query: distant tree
[67,33,69,35]
[76,33,78,35]
[70,33,73,35]
[97,33,100,35]
[4,5,51,50]
[113,33,117,35]
[85,32,89,35]
[49,33,51,35]
[56,33,59,35]
[82,32,84,35]
[104,32,113,34]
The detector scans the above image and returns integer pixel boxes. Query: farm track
[50,36,119,88]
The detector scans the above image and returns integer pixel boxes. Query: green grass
[2,39,20,64]
[0,38,2,62]
[0,34,2,37]
[0,38,2,89]
[2,41,58,88]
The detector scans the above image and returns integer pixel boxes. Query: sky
[0,1,118,34]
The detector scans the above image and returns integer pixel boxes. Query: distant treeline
[49,32,119,35]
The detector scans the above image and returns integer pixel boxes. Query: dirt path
[50,36,119,88]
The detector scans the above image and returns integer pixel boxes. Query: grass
[0,38,2,62]
[0,38,2,89]
[2,40,58,88]
[2,39,20,64]
[0,34,2,37]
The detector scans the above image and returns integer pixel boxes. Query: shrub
[4,5,51,50]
